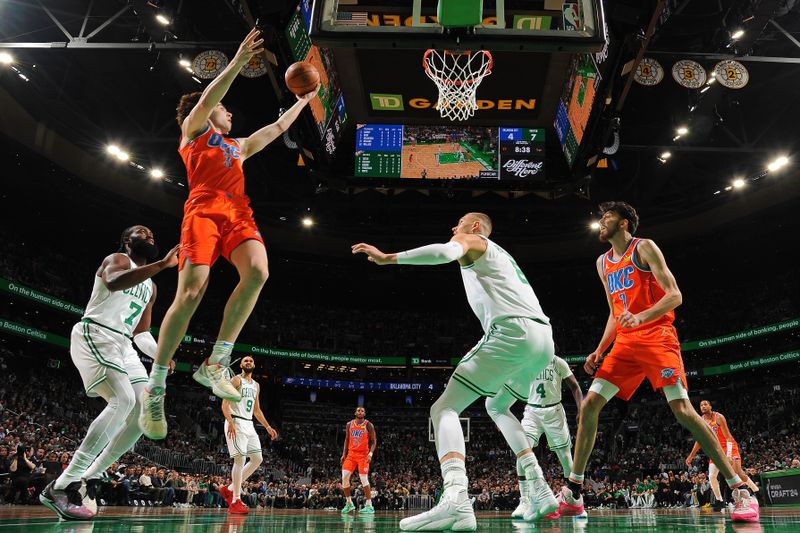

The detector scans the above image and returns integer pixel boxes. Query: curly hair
[175,92,202,125]
[598,201,639,234]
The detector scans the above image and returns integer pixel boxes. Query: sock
[746,478,759,492]
[518,452,544,480]
[346,496,352,504]
[209,340,234,365]
[555,447,574,478]
[441,458,468,502]
[725,475,743,488]
[567,472,584,497]
[366,499,372,505]
[148,363,169,389]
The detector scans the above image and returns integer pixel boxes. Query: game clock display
[355,124,545,180]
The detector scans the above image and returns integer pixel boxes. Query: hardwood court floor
[1,506,798,532]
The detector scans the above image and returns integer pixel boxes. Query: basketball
[285,62,320,96]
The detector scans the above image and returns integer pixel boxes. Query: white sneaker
[399,492,476,531]
[523,479,559,521]
[511,495,530,519]
[138,386,167,440]
[193,358,242,401]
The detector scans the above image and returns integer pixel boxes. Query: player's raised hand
[685,456,693,467]
[351,243,396,265]
[232,28,264,66]
[159,244,181,269]
[584,350,603,376]
[297,82,321,103]
[267,426,278,441]
[616,310,642,329]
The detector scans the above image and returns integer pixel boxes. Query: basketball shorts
[521,403,571,450]
[71,321,146,397]
[342,454,370,475]
[594,325,687,401]
[709,442,741,465]
[451,317,555,402]
[225,418,261,458]
[179,190,264,270]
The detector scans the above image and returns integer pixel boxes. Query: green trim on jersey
[129,377,148,385]
[82,323,128,374]
[452,372,496,397]
[86,375,108,392]
[232,414,253,421]
[81,318,133,340]
[503,383,528,402]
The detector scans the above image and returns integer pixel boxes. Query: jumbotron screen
[354,124,545,180]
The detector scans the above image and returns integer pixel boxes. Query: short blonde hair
[466,212,493,236]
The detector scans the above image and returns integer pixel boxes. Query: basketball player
[557,202,759,523]
[139,28,319,439]
[512,355,582,519]
[436,146,442,166]
[340,407,376,514]
[353,213,558,530]
[686,400,759,510]
[220,356,278,514]
[40,226,178,520]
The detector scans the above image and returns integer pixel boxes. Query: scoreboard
[355,124,403,177]
[498,128,546,179]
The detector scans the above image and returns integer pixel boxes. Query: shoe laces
[145,389,165,422]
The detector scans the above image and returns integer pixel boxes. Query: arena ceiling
[1,0,799,253]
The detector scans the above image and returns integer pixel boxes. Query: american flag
[336,11,368,26]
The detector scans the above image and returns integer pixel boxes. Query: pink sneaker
[220,484,233,507]
[543,511,561,520]
[557,486,585,517]
[732,489,759,523]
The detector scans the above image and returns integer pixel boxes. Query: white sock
[209,340,234,365]
[56,373,135,489]
[84,382,146,480]
[441,458,468,502]
[147,363,169,389]
[518,452,544,480]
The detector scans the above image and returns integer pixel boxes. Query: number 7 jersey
[601,237,674,335]
[82,254,152,337]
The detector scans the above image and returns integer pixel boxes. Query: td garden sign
[370,94,537,112]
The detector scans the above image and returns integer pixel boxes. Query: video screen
[355,124,545,180]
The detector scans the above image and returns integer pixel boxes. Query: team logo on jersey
[606,266,634,294]
[208,133,241,168]
[660,368,675,379]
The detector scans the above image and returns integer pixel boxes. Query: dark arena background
[1,0,800,532]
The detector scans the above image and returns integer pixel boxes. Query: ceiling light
[106,145,120,155]
[116,151,129,161]
[179,59,191,67]
[725,186,732,191]
[732,178,745,188]
[700,86,710,93]
[731,29,745,40]
[660,151,672,159]
[673,135,681,141]
[590,222,600,230]
[0,52,13,65]
[156,14,170,25]
[707,76,716,85]
[184,66,193,73]
[302,217,314,227]
[767,156,789,172]
[676,126,688,135]
[150,168,164,178]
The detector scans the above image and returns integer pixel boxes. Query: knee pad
[359,474,369,487]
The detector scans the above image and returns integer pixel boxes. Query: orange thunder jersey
[707,412,736,446]
[347,419,370,456]
[601,237,674,335]
[179,125,245,197]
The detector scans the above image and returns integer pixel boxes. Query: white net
[423,50,493,122]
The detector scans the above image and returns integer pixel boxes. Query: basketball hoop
[423,49,493,122]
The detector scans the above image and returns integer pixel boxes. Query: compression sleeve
[396,241,467,265]
[133,331,158,358]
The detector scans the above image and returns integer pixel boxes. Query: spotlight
[731,29,745,40]
[590,222,600,230]
[150,168,164,178]
[116,151,130,161]
[179,58,191,67]
[660,151,672,159]
[0,52,13,65]
[184,66,193,73]
[302,217,314,227]
[156,14,170,25]
[676,126,688,135]
[767,156,789,172]
[700,86,710,93]
[106,145,120,155]
[672,135,681,141]
[707,75,717,85]
[732,178,745,189]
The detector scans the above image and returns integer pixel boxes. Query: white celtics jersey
[82,255,152,338]
[229,376,258,421]
[460,236,549,333]
[528,356,572,405]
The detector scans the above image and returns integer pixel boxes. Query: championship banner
[633,58,664,86]
[762,469,800,506]
[713,60,749,89]
[671,60,706,88]
[0,277,84,315]
[0,319,69,348]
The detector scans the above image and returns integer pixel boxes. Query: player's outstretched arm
[253,383,278,440]
[686,441,701,466]
[182,28,264,138]
[717,414,735,457]
[351,234,481,266]
[618,239,682,328]
[102,245,180,292]
[240,85,319,160]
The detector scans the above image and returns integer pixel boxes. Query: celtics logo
[672,60,707,88]
[713,60,749,89]
[633,58,664,86]
[192,50,229,79]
